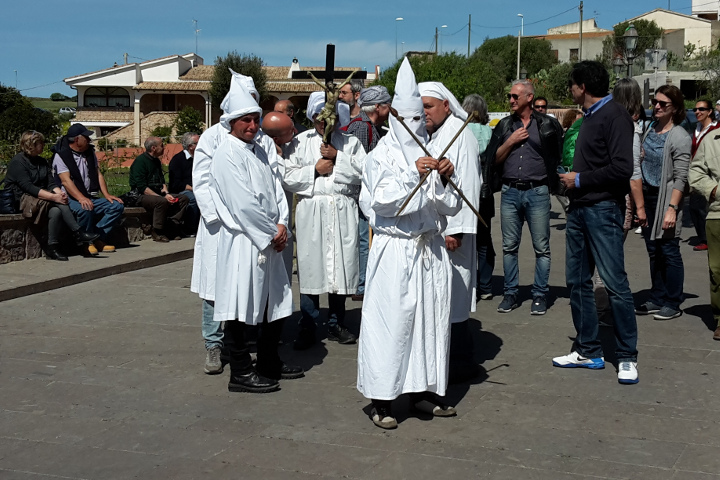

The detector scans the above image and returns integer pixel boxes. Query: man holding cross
[358,58,461,429]
[284,91,366,348]
[419,81,482,382]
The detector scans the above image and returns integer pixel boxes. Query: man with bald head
[274,99,306,134]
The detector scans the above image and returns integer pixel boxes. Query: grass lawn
[103,168,131,197]
[30,97,76,113]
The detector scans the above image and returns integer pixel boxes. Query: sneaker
[713,326,720,341]
[634,226,642,234]
[370,404,397,430]
[204,346,223,374]
[635,301,662,315]
[653,306,682,321]
[497,294,519,313]
[617,361,639,384]
[94,240,115,253]
[552,352,605,369]
[530,296,547,315]
[327,324,357,344]
[85,243,99,256]
[694,243,708,251]
[479,292,493,301]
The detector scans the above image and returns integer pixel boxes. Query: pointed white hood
[418,81,468,121]
[388,58,428,167]
[220,69,260,115]
[219,77,262,130]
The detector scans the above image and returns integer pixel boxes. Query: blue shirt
[641,129,668,188]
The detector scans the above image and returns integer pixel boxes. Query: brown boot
[151,229,170,243]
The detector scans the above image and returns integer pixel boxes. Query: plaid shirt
[344,111,381,153]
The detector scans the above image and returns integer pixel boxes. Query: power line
[472,5,577,30]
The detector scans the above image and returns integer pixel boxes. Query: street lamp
[395,17,404,59]
[612,56,625,76]
[623,24,639,77]
[516,14,524,80]
[14,70,17,89]
[440,25,447,53]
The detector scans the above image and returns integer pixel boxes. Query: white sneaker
[634,226,642,234]
[552,351,605,369]
[617,361,639,384]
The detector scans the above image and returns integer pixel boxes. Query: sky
[1,0,697,98]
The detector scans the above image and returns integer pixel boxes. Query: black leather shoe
[46,245,68,261]
[280,364,304,379]
[327,324,357,344]
[73,229,100,245]
[293,326,317,350]
[228,371,279,393]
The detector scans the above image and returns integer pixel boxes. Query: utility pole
[123,52,128,65]
[435,27,439,54]
[517,30,521,80]
[468,14,472,58]
[193,19,200,54]
[579,2,583,61]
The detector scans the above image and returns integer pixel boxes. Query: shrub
[174,106,204,135]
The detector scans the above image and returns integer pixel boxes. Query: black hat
[67,123,94,139]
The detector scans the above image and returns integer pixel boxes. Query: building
[623,9,719,58]
[526,19,612,64]
[64,54,375,145]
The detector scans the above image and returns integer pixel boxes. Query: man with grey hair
[169,132,200,234]
[339,79,364,118]
[129,136,190,242]
[342,85,391,301]
[484,79,563,315]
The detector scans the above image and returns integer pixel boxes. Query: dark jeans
[224,315,285,377]
[68,197,124,241]
[642,192,684,310]
[566,201,637,362]
[138,193,189,231]
[300,293,346,328]
[357,209,369,295]
[476,209,495,295]
[689,192,708,243]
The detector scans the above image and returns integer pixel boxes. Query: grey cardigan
[641,124,691,240]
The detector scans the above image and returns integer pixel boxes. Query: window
[569,48,579,62]
[84,87,130,108]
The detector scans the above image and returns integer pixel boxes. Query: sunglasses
[693,107,711,112]
[534,104,547,109]
[651,99,671,109]
[507,93,520,100]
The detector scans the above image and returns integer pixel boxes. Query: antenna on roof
[192,19,201,54]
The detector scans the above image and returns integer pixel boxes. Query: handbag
[0,178,17,214]
[119,188,142,207]
[19,194,51,225]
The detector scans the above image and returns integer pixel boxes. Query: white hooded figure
[356,58,462,426]
[209,81,292,325]
[283,91,365,302]
[418,82,482,326]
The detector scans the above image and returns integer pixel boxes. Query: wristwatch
[668,203,679,211]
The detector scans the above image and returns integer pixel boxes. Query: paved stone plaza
[1,202,719,479]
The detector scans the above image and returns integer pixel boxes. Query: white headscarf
[305,91,351,128]
[418,81,468,121]
[219,69,260,116]
[219,79,262,130]
[388,58,428,168]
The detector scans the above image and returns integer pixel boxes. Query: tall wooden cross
[291,44,368,100]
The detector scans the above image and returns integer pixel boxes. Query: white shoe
[634,226,642,234]
[552,351,605,369]
[617,361,639,384]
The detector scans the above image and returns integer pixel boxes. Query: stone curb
[0,247,193,303]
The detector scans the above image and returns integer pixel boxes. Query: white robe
[284,129,365,295]
[190,123,228,301]
[430,115,482,324]
[209,135,292,324]
[357,139,462,400]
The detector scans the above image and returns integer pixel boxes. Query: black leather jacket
[481,111,564,199]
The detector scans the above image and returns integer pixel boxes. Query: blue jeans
[357,210,369,295]
[500,184,551,297]
[642,192,684,310]
[566,201,637,362]
[299,293,345,328]
[178,190,200,232]
[201,299,223,350]
[68,197,124,240]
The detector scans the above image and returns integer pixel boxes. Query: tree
[599,20,663,70]
[0,84,59,144]
[174,106,204,135]
[50,93,69,101]
[209,51,267,108]
[373,53,508,112]
[473,35,558,83]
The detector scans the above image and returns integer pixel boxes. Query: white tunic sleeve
[333,135,365,186]
[284,133,317,196]
[193,124,227,225]
[211,141,279,251]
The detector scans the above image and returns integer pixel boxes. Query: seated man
[169,132,200,234]
[52,123,125,255]
[129,136,189,242]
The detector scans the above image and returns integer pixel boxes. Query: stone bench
[0,207,153,264]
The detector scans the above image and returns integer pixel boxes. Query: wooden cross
[291,44,368,100]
